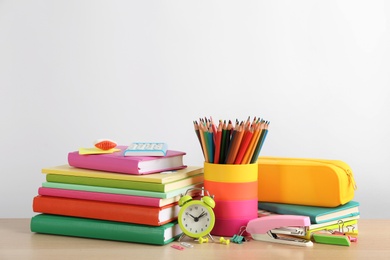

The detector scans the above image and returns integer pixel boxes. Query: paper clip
[171,244,185,250]
[180,242,194,248]
[231,226,246,244]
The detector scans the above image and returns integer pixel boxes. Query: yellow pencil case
[257,157,357,207]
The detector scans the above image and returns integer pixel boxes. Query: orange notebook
[32,196,179,226]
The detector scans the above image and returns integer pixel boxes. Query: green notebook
[30,214,182,245]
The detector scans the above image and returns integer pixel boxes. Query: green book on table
[257,201,360,224]
[30,214,182,245]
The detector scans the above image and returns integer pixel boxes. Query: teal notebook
[31,214,181,245]
[257,201,360,224]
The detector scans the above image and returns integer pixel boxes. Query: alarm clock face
[178,200,215,238]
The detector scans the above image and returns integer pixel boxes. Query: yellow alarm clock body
[178,195,215,239]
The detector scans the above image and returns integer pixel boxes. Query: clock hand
[197,211,206,219]
[189,214,197,219]
[188,214,201,222]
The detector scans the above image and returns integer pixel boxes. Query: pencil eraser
[94,139,117,150]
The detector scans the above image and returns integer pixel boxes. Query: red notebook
[68,146,186,175]
[32,195,179,226]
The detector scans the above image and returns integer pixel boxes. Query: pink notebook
[38,187,180,207]
[68,146,186,175]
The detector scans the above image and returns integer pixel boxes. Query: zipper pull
[346,169,357,190]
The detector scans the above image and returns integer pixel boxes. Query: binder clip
[336,220,358,240]
[246,215,313,247]
[344,224,358,242]
[231,226,247,244]
[316,220,357,245]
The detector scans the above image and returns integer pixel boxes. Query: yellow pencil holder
[204,162,258,236]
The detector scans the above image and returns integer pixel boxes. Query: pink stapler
[246,215,313,247]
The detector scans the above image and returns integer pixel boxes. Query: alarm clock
[177,188,216,242]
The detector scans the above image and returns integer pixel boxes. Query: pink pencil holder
[204,162,258,237]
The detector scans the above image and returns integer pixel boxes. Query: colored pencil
[242,119,261,164]
[226,122,245,164]
[199,121,209,163]
[234,126,254,164]
[210,116,218,143]
[224,122,238,164]
[193,121,204,156]
[206,126,214,163]
[213,122,222,164]
[193,116,269,165]
[250,121,270,163]
[222,120,233,164]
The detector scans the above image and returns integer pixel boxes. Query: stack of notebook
[257,200,360,241]
[31,146,203,245]
[255,156,360,246]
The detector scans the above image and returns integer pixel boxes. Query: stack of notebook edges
[30,146,204,245]
[257,200,360,241]
[256,156,360,245]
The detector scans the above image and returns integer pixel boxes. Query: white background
[1,0,389,218]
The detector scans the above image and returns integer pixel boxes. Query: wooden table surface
[1,219,390,260]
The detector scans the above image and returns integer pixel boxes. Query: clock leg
[178,233,187,242]
[207,233,215,242]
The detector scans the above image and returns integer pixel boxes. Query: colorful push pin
[348,236,358,242]
[198,236,209,244]
[94,139,117,150]
[219,237,230,245]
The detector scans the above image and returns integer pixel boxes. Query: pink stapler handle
[247,215,311,234]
